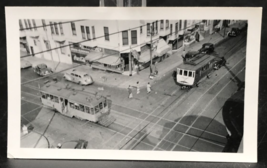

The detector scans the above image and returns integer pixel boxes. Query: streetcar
[40,83,111,123]
[174,54,225,89]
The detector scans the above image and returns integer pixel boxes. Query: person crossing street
[147,82,151,94]
[128,85,133,99]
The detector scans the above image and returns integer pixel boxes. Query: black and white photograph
[6,7,261,162]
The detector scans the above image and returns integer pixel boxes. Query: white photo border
[6,7,262,162]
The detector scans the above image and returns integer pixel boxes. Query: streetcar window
[74,103,79,110]
[41,92,47,99]
[179,69,183,75]
[192,72,195,77]
[103,99,107,107]
[184,70,188,76]
[95,106,100,113]
[99,102,103,110]
[85,106,90,113]
[53,96,59,103]
[189,71,192,77]
[79,105,84,112]
[90,108,94,114]
[69,102,74,109]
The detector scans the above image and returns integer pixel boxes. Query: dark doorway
[30,46,35,56]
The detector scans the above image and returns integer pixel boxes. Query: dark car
[60,139,88,149]
[227,28,240,37]
[182,51,200,61]
[198,43,215,54]
[33,63,53,76]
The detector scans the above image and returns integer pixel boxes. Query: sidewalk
[21,20,247,89]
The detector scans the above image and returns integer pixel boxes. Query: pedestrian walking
[128,85,133,99]
[135,64,139,75]
[147,82,151,94]
[195,32,200,42]
[136,81,140,94]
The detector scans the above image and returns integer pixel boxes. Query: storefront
[169,35,183,50]
[91,54,123,74]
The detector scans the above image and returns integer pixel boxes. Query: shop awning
[96,54,121,66]
[139,50,155,63]
[155,39,171,57]
[71,48,90,55]
[85,51,103,62]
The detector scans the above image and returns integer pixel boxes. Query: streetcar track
[179,67,245,151]
[152,53,246,150]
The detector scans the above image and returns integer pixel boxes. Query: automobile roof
[70,69,89,76]
[37,64,47,69]
[178,54,216,71]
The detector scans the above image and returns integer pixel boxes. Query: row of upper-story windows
[19,19,65,36]
[71,22,96,41]
[19,19,37,31]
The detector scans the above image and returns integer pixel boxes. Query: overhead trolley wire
[20,20,202,59]
[19,19,87,31]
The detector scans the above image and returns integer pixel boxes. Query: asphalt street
[21,30,247,151]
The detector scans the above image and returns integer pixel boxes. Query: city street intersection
[21,28,247,152]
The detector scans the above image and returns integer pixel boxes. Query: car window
[75,74,78,77]
[84,74,88,77]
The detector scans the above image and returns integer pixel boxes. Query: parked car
[198,43,215,54]
[60,139,88,149]
[64,69,93,85]
[227,28,240,37]
[21,60,32,69]
[33,63,53,76]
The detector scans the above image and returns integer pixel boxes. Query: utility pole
[149,22,153,76]
[129,45,132,76]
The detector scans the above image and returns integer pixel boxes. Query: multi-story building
[19,19,229,74]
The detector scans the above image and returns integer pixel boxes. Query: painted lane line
[152,55,246,150]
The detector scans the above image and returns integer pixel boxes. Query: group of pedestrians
[128,82,151,99]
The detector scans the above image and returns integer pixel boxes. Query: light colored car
[21,60,32,69]
[64,69,93,85]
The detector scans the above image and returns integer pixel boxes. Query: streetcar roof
[178,55,215,71]
[68,92,105,106]
[41,85,73,98]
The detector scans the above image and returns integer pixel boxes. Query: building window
[50,22,54,34]
[27,19,32,30]
[71,22,76,35]
[147,23,150,36]
[81,26,86,39]
[60,43,65,54]
[166,20,169,29]
[24,19,28,29]
[170,24,173,35]
[19,20,23,30]
[104,27,109,41]
[160,20,164,30]
[92,26,95,40]
[54,23,59,35]
[44,40,51,50]
[86,26,90,40]
[32,19,37,30]
[42,20,46,31]
[122,31,128,45]
[59,22,64,35]
[179,20,182,31]
[175,22,178,34]
[131,30,137,45]
[184,20,187,29]
[140,26,142,34]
